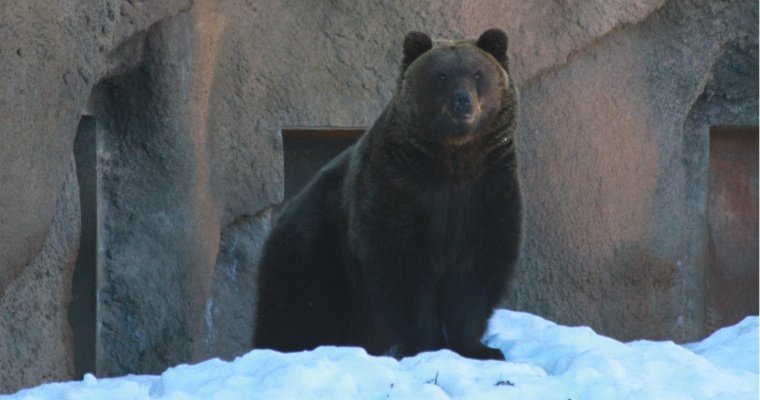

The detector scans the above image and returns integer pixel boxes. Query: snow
[3,310,758,400]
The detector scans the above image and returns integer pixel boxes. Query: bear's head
[393,29,516,146]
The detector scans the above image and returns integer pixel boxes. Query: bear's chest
[418,184,482,272]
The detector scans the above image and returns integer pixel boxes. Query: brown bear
[254,28,521,360]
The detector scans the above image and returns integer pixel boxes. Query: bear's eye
[437,72,447,81]
[474,71,482,80]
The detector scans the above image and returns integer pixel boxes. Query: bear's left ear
[476,28,508,67]
[402,31,433,69]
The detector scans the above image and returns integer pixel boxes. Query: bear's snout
[451,90,476,120]
[448,89,480,122]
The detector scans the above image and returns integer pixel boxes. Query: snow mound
[4,310,758,400]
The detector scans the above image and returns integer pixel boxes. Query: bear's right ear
[402,31,433,69]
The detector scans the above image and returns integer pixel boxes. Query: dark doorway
[281,128,363,203]
[69,115,98,377]
[705,125,759,331]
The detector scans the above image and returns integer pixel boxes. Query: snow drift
[4,310,757,400]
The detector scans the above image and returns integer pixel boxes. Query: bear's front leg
[364,269,443,358]
[435,177,520,360]
[439,269,506,360]
[349,202,444,358]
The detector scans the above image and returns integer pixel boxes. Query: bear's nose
[452,90,473,118]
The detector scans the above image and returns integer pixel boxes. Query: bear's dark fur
[254,28,521,360]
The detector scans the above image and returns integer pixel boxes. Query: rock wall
[0,157,79,391]
[0,0,756,393]
[507,0,758,341]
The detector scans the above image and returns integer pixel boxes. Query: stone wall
[508,0,758,342]
[0,0,756,393]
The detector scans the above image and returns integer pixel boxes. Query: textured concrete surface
[508,0,758,342]
[0,0,196,391]
[0,157,79,392]
[0,0,193,296]
[0,0,757,393]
